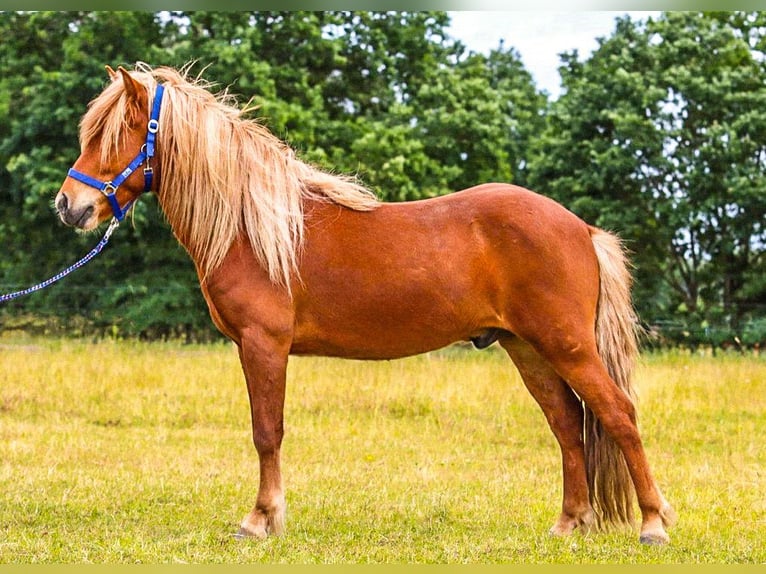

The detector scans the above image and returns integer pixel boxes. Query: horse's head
[56,65,162,230]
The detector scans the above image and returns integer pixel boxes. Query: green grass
[0,337,764,563]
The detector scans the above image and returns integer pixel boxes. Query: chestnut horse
[54,64,676,544]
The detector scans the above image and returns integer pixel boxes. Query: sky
[446,11,661,98]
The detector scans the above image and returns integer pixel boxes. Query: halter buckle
[100,182,117,197]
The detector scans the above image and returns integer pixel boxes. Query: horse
[54,64,676,545]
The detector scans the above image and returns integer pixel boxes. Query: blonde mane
[79,63,378,288]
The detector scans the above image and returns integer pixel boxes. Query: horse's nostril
[56,193,69,214]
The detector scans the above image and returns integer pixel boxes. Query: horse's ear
[105,65,118,82]
[117,66,141,103]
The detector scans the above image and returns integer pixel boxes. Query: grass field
[0,336,764,563]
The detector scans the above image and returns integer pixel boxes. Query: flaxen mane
[79,63,378,287]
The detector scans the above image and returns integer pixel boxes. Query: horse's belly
[290,300,487,360]
[289,331,462,360]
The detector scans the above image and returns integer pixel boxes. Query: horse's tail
[586,226,640,530]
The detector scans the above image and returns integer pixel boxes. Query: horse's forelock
[80,70,157,165]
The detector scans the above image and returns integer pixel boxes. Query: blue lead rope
[0,218,120,304]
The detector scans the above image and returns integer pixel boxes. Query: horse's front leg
[235,329,290,539]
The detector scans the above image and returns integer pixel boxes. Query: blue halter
[67,84,165,221]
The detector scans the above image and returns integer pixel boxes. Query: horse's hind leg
[235,330,290,539]
[500,336,594,536]
[534,337,675,544]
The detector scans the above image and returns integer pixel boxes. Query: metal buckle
[100,182,117,197]
[147,119,159,134]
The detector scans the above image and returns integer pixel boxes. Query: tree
[161,11,543,200]
[528,12,766,340]
[413,45,545,192]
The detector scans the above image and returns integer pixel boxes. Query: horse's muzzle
[56,193,93,229]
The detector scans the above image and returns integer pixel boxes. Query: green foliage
[1,11,765,345]
[528,12,766,341]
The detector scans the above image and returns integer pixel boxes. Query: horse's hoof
[233,525,267,540]
[639,531,670,545]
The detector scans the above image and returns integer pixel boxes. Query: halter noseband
[67,84,165,222]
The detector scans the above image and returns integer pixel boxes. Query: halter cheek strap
[67,84,165,222]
